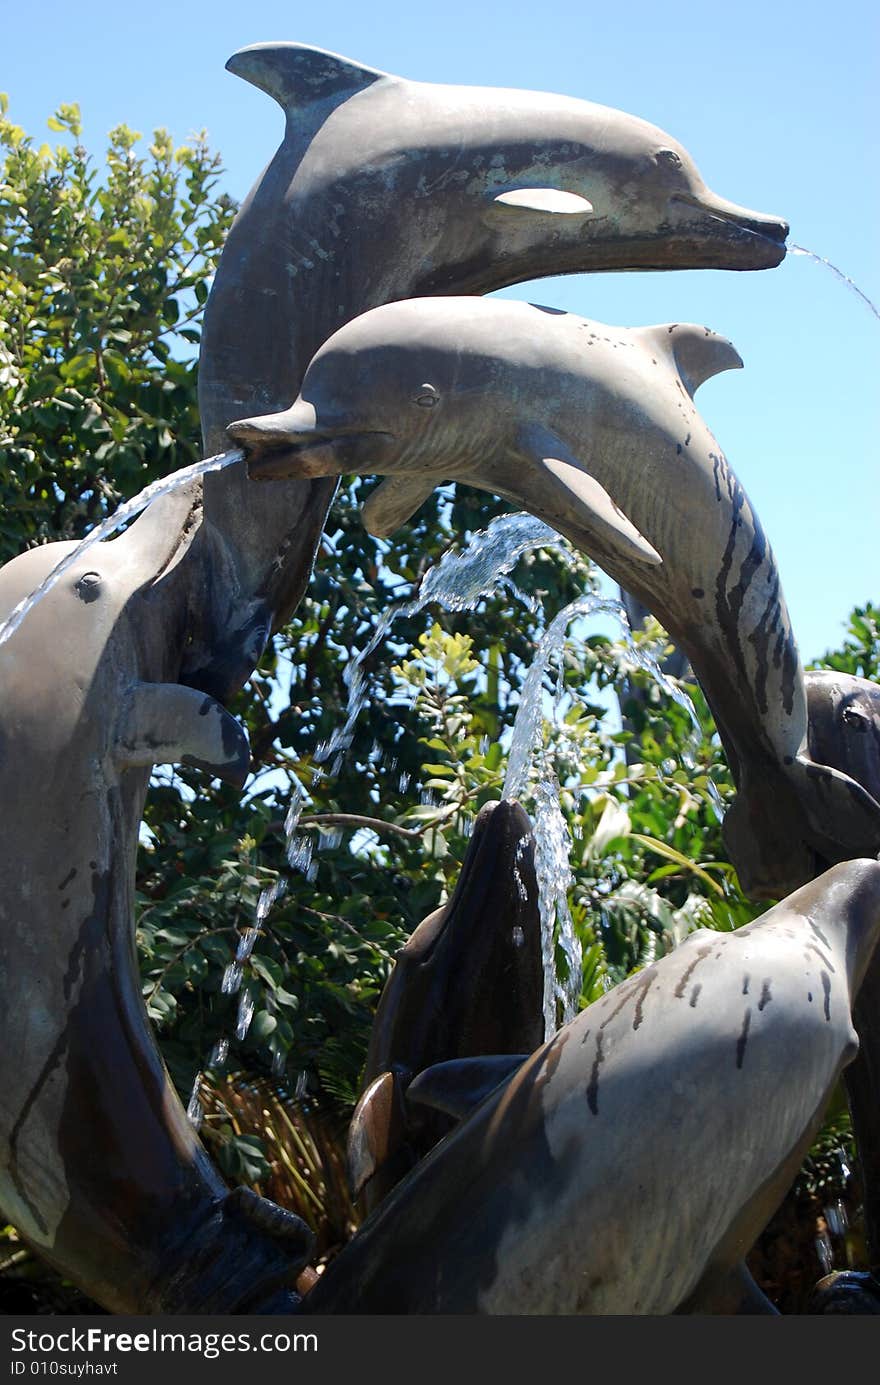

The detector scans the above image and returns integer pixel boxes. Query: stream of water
[278,515,716,1045]
[312,513,563,779]
[189,512,571,1116]
[788,244,880,322]
[500,588,719,1036]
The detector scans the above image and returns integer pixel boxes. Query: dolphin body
[0,516,316,1312]
[348,799,543,1211]
[301,859,880,1314]
[232,296,880,900]
[195,40,787,678]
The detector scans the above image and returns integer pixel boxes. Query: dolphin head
[228,298,505,485]
[806,670,880,811]
[225,43,788,297]
[412,98,790,284]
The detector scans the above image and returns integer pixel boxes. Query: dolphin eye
[842,706,870,732]
[74,571,103,603]
[656,149,683,169]
[415,383,440,409]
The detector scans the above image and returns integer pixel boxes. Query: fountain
[1,40,879,1315]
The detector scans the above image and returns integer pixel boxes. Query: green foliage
[810,603,880,682]
[0,97,234,560]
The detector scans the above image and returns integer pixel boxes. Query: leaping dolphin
[195,41,788,683]
[300,858,880,1314]
[348,799,543,1212]
[0,511,314,1312]
[230,295,880,899]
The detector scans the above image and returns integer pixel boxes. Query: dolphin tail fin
[225,43,388,113]
[634,323,743,398]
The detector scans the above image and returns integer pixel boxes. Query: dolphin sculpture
[230,295,880,899]
[348,799,543,1210]
[193,40,788,688]
[0,513,318,1312]
[0,43,790,1311]
[299,858,880,1314]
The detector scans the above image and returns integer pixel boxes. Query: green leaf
[629,835,725,896]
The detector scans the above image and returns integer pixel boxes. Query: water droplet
[186,1073,204,1130]
[221,962,243,996]
[236,991,256,1041]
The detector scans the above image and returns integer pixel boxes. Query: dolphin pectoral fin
[406,1055,529,1121]
[791,754,880,861]
[347,1070,408,1200]
[114,682,251,788]
[537,456,662,566]
[361,476,438,536]
[513,422,661,566]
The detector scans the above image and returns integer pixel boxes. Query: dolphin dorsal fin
[406,1055,529,1121]
[635,323,743,398]
[226,42,389,113]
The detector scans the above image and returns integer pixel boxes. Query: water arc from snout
[0,448,244,651]
[717,217,880,322]
[787,244,880,322]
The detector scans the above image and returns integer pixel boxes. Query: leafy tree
[0,96,233,557]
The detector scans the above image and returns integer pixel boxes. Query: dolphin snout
[229,400,338,480]
[230,404,396,482]
[672,191,789,267]
[227,399,318,450]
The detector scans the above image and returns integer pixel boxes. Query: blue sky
[4,0,878,661]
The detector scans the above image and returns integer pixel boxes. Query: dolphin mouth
[670,193,789,260]
[231,422,396,481]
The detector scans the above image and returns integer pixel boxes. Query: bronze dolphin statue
[197,40,787,674]
[0,42,789,1310]
[0,512,314,1312]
